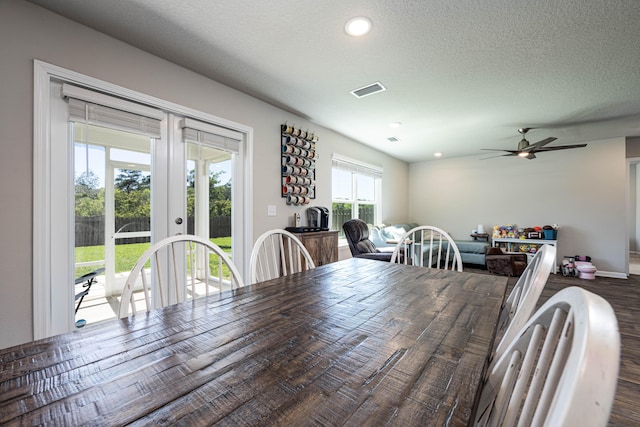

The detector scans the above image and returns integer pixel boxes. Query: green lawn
[75,237,233,277]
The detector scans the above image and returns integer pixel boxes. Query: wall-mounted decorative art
[281,124,317,205]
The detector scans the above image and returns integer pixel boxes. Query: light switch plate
[267,205,276,216]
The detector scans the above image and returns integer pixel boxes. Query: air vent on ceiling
[387,136,400,142]
[350,82,387,98]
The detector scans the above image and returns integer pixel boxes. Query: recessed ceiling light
[345,17,372,36]
[434,152,443,158]
[389,122,402,128]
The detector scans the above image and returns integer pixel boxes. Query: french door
[34,61,251,338]
[73,122,239,303]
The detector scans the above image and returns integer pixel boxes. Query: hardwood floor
[466,265,640,426]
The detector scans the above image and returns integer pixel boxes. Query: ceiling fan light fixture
[481,127,583,161]
[345,17,372,36]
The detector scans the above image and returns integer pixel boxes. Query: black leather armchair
[342,219,393,262]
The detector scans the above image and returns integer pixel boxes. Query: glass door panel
[186,142,234,292]
[73,124,153,325]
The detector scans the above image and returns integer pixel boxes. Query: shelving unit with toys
[491,237,558,274]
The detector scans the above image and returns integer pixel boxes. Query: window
[331,155,382,237]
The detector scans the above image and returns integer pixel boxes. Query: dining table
[0,257,508,426]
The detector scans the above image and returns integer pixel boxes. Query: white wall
[0,0,408,348]
[408,138,627,274]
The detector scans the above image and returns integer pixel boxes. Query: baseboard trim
[596,271,628,279]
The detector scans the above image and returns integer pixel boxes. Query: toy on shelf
[492,223,559,241]
[493,224,519,239]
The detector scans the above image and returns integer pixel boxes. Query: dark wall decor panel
[281,124,317,205]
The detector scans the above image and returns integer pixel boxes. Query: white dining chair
[249,229,315,284]
[493,244,557,359]
[118,234,244,318]
[390,225,463,272]
[474,286,620,427]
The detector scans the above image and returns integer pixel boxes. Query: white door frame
[626,157,640,276]
[33,60,253,339]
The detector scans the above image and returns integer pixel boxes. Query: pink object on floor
[575,261,597,279]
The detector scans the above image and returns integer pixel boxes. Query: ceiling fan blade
[480,148,519,154]
[535,144,588,152]
[522,137,558,151]
[480,153,518,160]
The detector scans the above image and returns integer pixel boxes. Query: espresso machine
[307,206,330,230]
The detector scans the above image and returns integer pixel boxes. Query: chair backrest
[249,229,315,284]
[390,225,463,272]
[342,219,378,257]
[118,234,244,318]
[494,244,556,357]
[475,286,620,427]
[486,246,504,256]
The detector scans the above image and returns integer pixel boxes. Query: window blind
[62,83,163,138]
[181,118,242,154]
[332,154,383,178]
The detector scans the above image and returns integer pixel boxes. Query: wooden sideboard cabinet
[294,230,338,266]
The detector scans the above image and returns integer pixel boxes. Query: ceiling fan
[482,128,587,160]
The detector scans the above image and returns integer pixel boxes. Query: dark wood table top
[0,258,508,426]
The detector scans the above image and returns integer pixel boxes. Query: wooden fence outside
[331,204,375,236]
[75,216,232,247]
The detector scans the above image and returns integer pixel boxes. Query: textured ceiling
[28,0,640,162]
